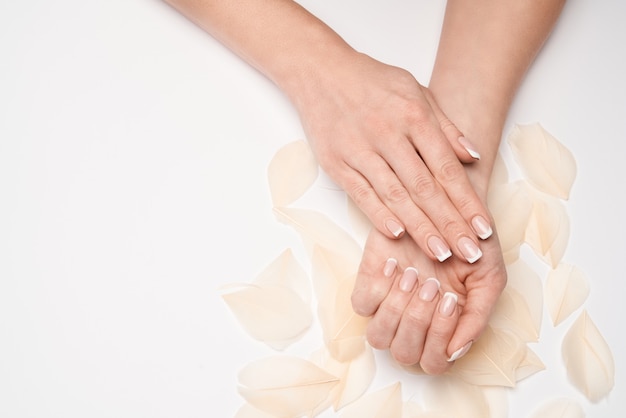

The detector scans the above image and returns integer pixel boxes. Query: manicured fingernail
[447,340,473,362]
[418,278,440,302]
[458,136,481,160]
[439,292,458,316]
[472,215,493,240]
[427,236,452,262]
[385,219,404,238]
[399,267,419,293]
[383,258,397,278]
[457,236,482,263]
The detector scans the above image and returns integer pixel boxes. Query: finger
[405,122,494,243]
[446,272,506,363]
[419,291,460,375]
[389,277,441,366]
[421,87,480,164]
[349,152,455,263]
[332,158,406,240]
[376,141,484,264]
[352,255,397,317]
[365,266,419,350]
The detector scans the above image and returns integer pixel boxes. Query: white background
[1,0,625,417]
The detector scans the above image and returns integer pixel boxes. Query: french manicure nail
[458,136,481,160]
[418,277,440,302]
[472,215,493,240]
[399,267,419,293]
[427,236,452,262]
[457,236,482,263]
[439,292,458,316]
[383,258,397,278]
[447,340,473,362]
[385,218,405,238]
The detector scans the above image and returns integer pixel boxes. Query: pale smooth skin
[163,0,492,266]
[352,0,567,374]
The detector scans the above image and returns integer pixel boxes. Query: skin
[163,0,492,266]
[352,0,567,374]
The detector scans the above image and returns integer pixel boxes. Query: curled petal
[562,310,615,402]
[525,188,570,268]
[488,180,533,260]
[529,397,585,418]
[505,260,543,340]
[339,382,403,418]
[267,139,318,207]
[238,356,339,417]
[507,123,577,199]
[545,263,590,326]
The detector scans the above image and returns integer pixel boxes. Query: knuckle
[384,183,410,205]
[366,327,390,349]
[404,307,431,330]
[410,174,439,200]
[348,181,375,207]
[438,158,464,183]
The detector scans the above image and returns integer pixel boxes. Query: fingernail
[472,216,493,240]
[439,292,458,316]
[399,267,419,293]
[383,258,397,278]
[457,236,482,263]
[385,218,404,238]
[447,340,473,362]
[458,136,481,160]
[418,278,440,302]
[427,236,452,262]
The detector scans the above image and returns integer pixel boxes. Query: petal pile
[545,263,590,326]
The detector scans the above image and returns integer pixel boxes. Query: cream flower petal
[507,123,577,199]
[545,263,590,326]
[221,283,312,350]
[346,195,373,247]
[421,376,490,418]
[255,248,311,304]
[339,382,403,418]
[505,259,544,339]
[528,397,585,418]
[525,187,570,268]
[514,345,545,382]
[234,403,278,418]
[490,288,539,343]
[488,151,510,192]
[238,356,339,417]
[487,180,533,260]
[274,206,363,262]
[450,326,526,387]
[311,344,376,413]
[267,139,318,207]
[562,310,615,402]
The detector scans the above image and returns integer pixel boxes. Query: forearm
[429,0,566,196]
[162,0,357,105]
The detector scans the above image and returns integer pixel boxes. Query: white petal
[488,151,509,192]
[311,344,376,413]
[421,376,490,418]
[505,259,544,340]
[525,188,570,268]
[562,310,615,402]
[267,139,318,207]
[490,288,539,342]
[507,123,577,199]
[274,206,363,263]
[238,356,339,417]
[514,345,545,382]
[340,382,403,418]
[545,263,590,326]
[528,397,585,418]
[221,283,312,350]
[487,180,533,258]
[450,326,526,387]
[346,195,373,247]
[255,248,311,304]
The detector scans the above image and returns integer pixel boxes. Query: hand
[351,224,507,374]
[290,52,493,264]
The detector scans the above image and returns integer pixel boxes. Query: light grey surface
[1,0,624,417]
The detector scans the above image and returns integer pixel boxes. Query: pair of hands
[294,52,507,373]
